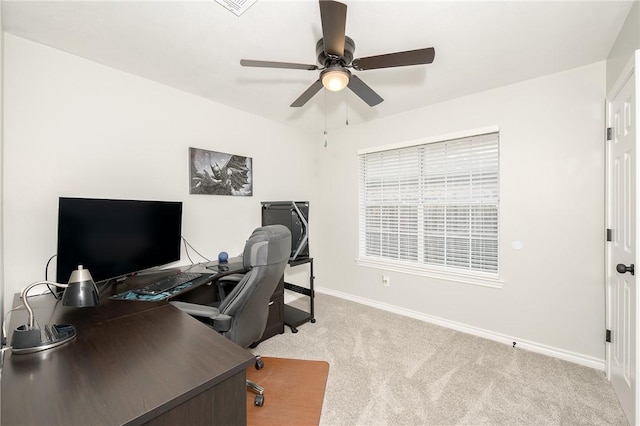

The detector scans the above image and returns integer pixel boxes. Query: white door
[607,71,636,425]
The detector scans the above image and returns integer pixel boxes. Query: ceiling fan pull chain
[345,90,349,125]
[324,91,328,149]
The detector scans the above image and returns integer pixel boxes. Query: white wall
[1,32,610,365]
[607,0,640,93]
[314,61,607,364]
[2,34,316,312]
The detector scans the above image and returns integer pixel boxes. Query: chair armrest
[212,314,232,332]
[216,273,246,301]
[169,301,232,332]
[170,301,220,319]
[218,273,244,284]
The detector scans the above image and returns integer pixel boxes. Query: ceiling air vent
[216,0,258,16]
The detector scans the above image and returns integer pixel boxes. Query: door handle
[616,263,635,275]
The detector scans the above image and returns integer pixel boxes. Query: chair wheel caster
[310,318,316,323]
[255,358,264,370]
[255,394,264,406]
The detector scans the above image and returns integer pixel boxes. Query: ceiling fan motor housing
[316,36,355,67]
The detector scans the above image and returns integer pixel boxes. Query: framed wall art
[189,147,253,196]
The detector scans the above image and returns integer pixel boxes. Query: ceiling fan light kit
[240,0,435,107]
[321,66,350,91]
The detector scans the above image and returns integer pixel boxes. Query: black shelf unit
[284,257,315,333]
[253,275,285,345]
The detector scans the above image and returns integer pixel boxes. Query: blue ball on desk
[218,251,229,263]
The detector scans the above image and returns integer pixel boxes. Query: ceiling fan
[240,0,435,108]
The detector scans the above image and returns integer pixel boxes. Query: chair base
[247,379,265,406]
[247,355,266,406]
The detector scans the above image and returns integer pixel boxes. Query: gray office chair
[170,224,291,407]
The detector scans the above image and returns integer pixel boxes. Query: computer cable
[182,236,211,264]
[44,254,61,300]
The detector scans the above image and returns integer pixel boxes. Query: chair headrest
[243,225,291,267]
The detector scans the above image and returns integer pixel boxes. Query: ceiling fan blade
[290,79,324,107]
[352,47,435,71]
[347,75,383,107]
[319,0,347,57]
[240,59,318,71]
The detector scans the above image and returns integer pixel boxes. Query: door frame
[606,50,640,425]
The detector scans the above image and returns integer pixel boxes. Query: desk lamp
[11,265,99,354]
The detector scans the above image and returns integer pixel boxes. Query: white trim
[607,53,637,101]
[357,125,500,155]
[356,257,504,289]
[316,286,605,371]
[635,49,640,426]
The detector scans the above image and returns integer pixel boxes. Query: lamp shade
[321,67,350,92]
[62,265,99,307]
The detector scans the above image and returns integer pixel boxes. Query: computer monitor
[56,197,183,283]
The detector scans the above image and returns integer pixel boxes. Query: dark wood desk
[1,270,255,425]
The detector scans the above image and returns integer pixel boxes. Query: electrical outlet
[382,274,390,286]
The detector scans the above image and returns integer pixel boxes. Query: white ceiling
[1,0,634,133]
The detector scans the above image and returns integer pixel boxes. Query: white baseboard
[315,286,605,371]
[284,291,304,304]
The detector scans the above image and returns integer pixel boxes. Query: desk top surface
[1,265,254,426]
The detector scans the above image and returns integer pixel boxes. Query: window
[358,129,500,283]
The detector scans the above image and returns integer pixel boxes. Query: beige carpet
[246,357,330,426]
[254,293,629,425]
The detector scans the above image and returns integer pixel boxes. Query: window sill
[356,257,504,289]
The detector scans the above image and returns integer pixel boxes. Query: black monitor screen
[56,197,183,283]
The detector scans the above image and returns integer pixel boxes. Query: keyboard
[133,272,203,295]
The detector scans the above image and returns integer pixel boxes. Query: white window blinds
[359,131,499,276]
